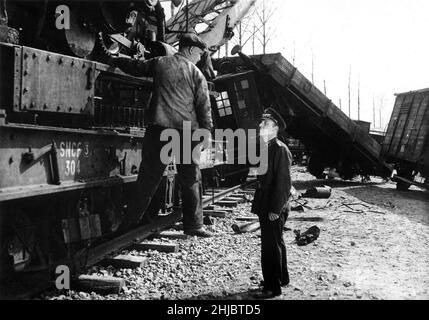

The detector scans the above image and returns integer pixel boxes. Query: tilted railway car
[381,88,429,190]
[213,50,392,181]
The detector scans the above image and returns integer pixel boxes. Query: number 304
[65,160,80,176]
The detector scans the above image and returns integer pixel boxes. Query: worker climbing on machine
[105,32,214,238]
[251,107,292,299]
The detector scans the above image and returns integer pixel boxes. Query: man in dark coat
[251,107,292,299]
[106,33,213,237]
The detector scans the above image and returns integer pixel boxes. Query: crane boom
[166,0,257,51]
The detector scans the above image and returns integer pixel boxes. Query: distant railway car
[284,136,307,165]
[382,88,429,190]
[369,129,386,145]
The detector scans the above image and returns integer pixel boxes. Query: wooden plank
[73,275,125,295]
[392,175,429,190]
[101,254,147,269]
[85,212,182,267]
[214,200,238,207]
[156,230,188,240]
[213,207,234,213]
[131,241,178,253]
[203,210,228,218]
[224,196,245,202]
[232,221,260,234]
[235,216,259,221]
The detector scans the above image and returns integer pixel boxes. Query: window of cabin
[215,91,233,117]
[234,79,250,110]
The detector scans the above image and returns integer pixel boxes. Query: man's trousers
[126,126,203,232]
[258,211,289,294]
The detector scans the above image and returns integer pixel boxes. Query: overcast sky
[164,0,428,130]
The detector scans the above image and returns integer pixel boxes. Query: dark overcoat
[251,138,292,216]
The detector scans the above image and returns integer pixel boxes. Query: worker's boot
[184,228,212,238]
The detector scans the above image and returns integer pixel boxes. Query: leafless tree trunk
[254,0,276,54]
[348,65,352,117]
[311,49,314,84]
[357,76,360,120]
[231,6,257,53]
[230,0,276,55]
[252,24,256,54]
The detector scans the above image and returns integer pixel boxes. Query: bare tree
[348,65,352,118]
[230,5,259,53]
[254,0,277,54]
[228,0,277,55]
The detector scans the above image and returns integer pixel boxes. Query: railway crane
[0,0,257,297]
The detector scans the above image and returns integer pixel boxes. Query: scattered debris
[291,205,305,212]
[72,275,125,295]
[38,166,429,301]
[288,217,325,222]
[302,186,332,199]
[231,221,260,234]
[294,226,321,246]
[235,216,259,222]
[367,210,387,215]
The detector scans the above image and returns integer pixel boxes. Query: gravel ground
[40,166,429,300]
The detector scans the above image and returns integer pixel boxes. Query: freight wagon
[382,88,429,190]
[213,49,392,180]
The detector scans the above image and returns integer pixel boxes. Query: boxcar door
[230,73,263,130]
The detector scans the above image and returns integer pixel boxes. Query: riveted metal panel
[13,46,22,112]
[0,124,143,193]
[20,47,95,114]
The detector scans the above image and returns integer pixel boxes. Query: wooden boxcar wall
[382,89,429,167]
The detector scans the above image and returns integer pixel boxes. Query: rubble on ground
[39,166,429,300]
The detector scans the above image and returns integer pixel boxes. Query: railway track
[1,179,257,299]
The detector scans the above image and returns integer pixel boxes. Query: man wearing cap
[251,107,292,299]
[106,33,213,238]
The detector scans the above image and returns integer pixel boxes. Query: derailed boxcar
[214,52,392,180]
[382,88,429,190]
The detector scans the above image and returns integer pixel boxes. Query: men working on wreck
[251,107,292,299]
[107,33,213,238]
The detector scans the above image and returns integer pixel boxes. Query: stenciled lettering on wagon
[59,141,90,177]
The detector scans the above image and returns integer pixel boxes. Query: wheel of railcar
[396,168,413,191]
[2,210,38,274]
[396,180,411,191]
[0,215,15,280]
[308,154,325,178]
[96,187,126,235]
[339,167,356,181]
[103,201,123,233]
